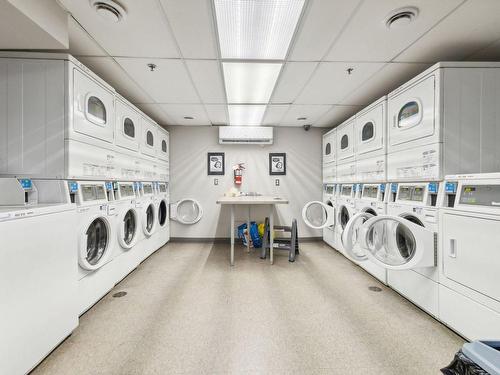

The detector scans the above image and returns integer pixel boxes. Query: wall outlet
[275,179,280,186]
[214,178,218,186]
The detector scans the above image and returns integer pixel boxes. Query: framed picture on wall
[269,153,286,175]
[207,152,225,175]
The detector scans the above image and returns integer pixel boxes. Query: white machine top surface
[217,196,289,205]
[0,203,75,216]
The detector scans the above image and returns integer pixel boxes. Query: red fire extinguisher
[233,163,245,186]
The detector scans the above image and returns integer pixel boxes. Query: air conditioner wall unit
[218,126,273,145]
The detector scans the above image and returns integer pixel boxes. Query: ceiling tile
[295,62,384,105]
[185,60,226,104]
[289,0,361,61]
[341,62,430,106]
[314,105,362,128]
[271,62,318,104]
[67,17,106,56]
[279,105,331,126]
[228,105,267,126]
[59,0,179,58]
[395,0,500,62]
[205,104,228,125]
[325,0,463,62]
[77,56,153,104]
[159,104,210,125]
[135,103,173,125]
[262,105,290,125]
[116,58,200,103]
[160,0,218,59]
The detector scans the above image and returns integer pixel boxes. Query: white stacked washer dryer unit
[156,127,170,183]
[151,181,170,255]
[136,182,158,258]
[68,180,117,315]
[354,96,387,182]
[301,183,337,250]
[334,183,358,256]
[322,129,336,184]
[387,62,500,182]
[342,183,388,284]
[336,116,356,183]
[110,181,140,283]
[0,178,77,375]
[439,174,500,340]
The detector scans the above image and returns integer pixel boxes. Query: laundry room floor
[33,241,464,375]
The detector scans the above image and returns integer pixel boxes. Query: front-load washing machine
[344,182,441,317]
[302,183,337,250]
[334,183,358,256]
[342,183,388,284]
[438,173,500,340]
[150,181,170,255]
[0,178,77,375]
[387,62,500,181]
[68,180,117,315]
[354,96,387,182]
[110,181,140,283]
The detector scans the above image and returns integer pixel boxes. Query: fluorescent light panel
[223,62,282,104]
[214,0,305,60]
[228,105,267,126]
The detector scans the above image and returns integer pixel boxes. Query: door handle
[449,239,457,258]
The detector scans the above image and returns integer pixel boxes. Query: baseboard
[170,237,323,243]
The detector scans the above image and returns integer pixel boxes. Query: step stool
[260,217,299,262]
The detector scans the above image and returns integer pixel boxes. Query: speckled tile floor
[32,241,464,375]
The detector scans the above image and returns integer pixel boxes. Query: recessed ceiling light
[228,105,267,126]
[90,0,127,23]
[385,7,418,30]
[214,0,305,59]
[183,116,194,120]
[297,117,307,121]
[223,62,282,104]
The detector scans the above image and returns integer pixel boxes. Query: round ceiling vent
[90,0,127,23]
[385,7,418,29]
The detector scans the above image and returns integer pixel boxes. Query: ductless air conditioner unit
[218,126,273,145]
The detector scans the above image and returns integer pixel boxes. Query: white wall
[167,126,323,239]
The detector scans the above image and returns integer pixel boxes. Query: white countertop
[216,196,289,205]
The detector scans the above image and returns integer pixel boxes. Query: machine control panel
[445,182,457,194]
[380,184,386,193]
[428,182,438,194]
[18,179,32,190]
[68,181,79,194]
[459,185,500,207]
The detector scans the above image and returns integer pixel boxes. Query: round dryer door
[302,201,335,229]
[341,211,374,262]
[170,199,203,224]
[357,215,435,270]
[119,208,138,249]
[80,216,112,271]
[143,202,157,237]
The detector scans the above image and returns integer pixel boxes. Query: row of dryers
[0,52,169,182]
[323,61,500,184]
[303,174,500,342]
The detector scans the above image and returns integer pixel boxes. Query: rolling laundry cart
[261,217,299,262]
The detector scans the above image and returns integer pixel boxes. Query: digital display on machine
[159,184,167,193]
[398,185,426,202]
[105,182,113,191]
[120,184,135,197]
[445,182,457,194]
[362,186,378,198]
[143,184,153,194]
[391,183,398,193]
[379,184,386,193]
[95,185,106,200]
[459,185,500,206]
[81,185,95,201]
[428,182,438,194]
[325,185,335,195]
[341,186,352,196]
[68,181,79,193]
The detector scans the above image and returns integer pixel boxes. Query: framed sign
[207,152,225,175]
[269,153,286,175]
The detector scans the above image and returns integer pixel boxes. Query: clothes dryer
[354,96,387,182]
[343,182,441,316]
[342,183,387,283]
[387,62,500,181]
[323,129,336,183]
[68,180,117,315]
[0,178,77,375]
[336,117,356,183]
[439,173,500,340]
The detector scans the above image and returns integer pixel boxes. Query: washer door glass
[123,210,136,245]
[86,218,108,266]
[158,200,167,226]
[341,211,375,261]
[145,203,155,233]
[302,201,335,229]
[339,205,351,230]
[358,215,435,270]
[174,199,202,224]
